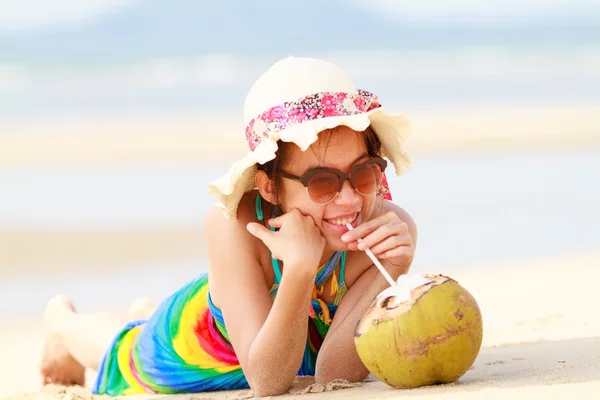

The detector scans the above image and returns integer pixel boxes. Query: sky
[0,0,141,33]
[350,0,600,25]
[1,0,599,34]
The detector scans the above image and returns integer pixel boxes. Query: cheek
[279,180,304,207]
[279,182,324,219]
[361,194,379,218]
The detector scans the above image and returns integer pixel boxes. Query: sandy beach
[2,252,599,400]
[0,226,205,279]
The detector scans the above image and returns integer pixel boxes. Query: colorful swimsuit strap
[271,254,345,293]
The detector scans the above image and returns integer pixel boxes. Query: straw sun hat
[207,56,413,220]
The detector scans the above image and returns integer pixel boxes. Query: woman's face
[279,127,382,251]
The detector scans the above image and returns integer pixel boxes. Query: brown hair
[256,126,383,220]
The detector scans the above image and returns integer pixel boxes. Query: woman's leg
[127,296,157,320]
[40,295,157,386]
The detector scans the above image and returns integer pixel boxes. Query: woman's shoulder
[204,190,262,231]
[204,190,271,266]
[204,191,276,317]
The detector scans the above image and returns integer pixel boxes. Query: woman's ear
[255,170,277,205]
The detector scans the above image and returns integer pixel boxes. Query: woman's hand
[341,210,414,267]
[247,209,326,273]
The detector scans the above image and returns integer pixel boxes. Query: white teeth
[328,214,357,226]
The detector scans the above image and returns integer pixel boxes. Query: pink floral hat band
[244,89,392,201]
[245,89,381,151]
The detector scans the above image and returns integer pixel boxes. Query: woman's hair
[256,126,383,220]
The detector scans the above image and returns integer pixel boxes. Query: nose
[333,179,359,205]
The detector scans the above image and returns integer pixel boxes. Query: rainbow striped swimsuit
[91,251,348,396]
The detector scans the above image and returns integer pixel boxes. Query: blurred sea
[2,46,600,119]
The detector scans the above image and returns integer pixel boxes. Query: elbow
[248,377,293,397]
[244,344,302,396]
[315,354,370,384]
[315,368,368,385]
[246,364,296,397]
[252,386,288,398]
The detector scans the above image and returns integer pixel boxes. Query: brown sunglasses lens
[306,162,383,204]
[353,162,383,194]
[307,173,340,204]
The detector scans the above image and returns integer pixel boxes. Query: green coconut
[354,274,483,389]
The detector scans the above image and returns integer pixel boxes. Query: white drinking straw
[346,223,396,287]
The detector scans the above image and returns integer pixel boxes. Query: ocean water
[1,148,599,317]
[1,42,599,118]
[2,48,599,119]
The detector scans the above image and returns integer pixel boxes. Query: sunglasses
[282,157,387,205]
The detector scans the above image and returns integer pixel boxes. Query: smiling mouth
[324,213,358,226]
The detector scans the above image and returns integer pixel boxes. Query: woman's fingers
[365,235,404,256]
[246,222,275,246]
[356,223,397,250]
[341,211,397,244]
[379,244,415,263]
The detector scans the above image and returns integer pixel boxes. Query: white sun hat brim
[206,57,413,220]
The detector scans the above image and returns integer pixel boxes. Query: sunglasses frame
[282,157,388,204]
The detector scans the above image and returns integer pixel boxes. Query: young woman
[40,56,417,397]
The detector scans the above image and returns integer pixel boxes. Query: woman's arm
[243,265,316,396]
[314,205,417,383]
[205,206,319,397]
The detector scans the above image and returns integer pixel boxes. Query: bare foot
[40,295,86,387]
[128,296,156,320]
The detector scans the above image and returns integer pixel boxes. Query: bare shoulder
[380,200,418,246]
[204,191,270,302]
[204,193,257,253]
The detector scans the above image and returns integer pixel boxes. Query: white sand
[2,252,599,399]
[0,227,205,278]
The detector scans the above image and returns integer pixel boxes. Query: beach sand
[0,227,205,279]
[2,252,599,400]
